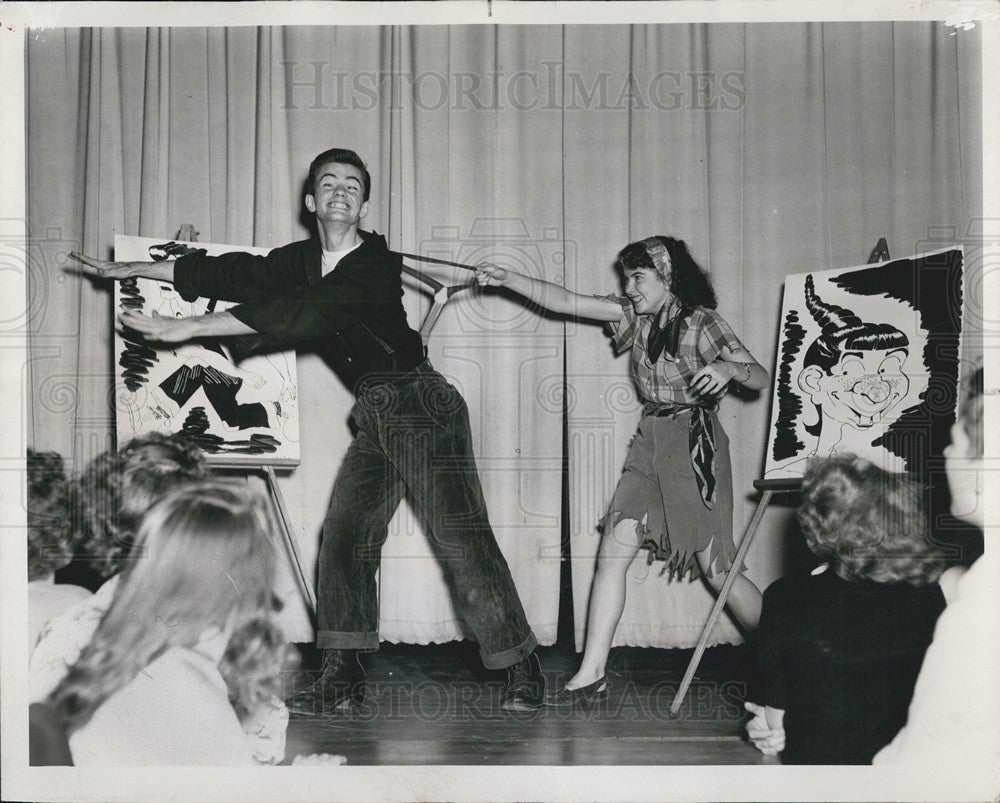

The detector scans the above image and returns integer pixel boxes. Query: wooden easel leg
[669,489,774,716]
[263,465,317,616]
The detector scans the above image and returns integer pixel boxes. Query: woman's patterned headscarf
[640,236,672,282]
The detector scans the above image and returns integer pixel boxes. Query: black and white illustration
[765,248,964,479]
[113,236,299,463]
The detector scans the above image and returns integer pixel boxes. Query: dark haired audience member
[746,455,946,764]
[26,448,91,652]
[56,431,208,591]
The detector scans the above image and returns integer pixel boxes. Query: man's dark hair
[307,148,371,202]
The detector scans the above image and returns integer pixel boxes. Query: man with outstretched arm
[72,147,545,714]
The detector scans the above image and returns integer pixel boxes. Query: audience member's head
[27,449,74,581]
[945,364,985,527]
[70,433,207,582]
[798,455,944,586]
[51,481,277,733]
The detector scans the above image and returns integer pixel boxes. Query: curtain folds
[26,23,981,649]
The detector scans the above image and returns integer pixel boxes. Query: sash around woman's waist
[641,400,718,509]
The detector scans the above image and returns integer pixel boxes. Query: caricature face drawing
[798,347,910,432]
[765,250,964,481]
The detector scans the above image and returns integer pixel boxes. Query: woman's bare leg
[695,549,762,632]
[560,519,642,690]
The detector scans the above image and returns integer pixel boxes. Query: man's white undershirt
[320,240,362,277]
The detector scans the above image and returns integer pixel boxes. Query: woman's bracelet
[736,362,752,384]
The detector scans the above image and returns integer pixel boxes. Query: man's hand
[119,310,200,343]
[70,251,175,284]
[744,701,786,756]
[475,262,509,287]
[70,252,139,281]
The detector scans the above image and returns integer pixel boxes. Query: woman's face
[623,267,671,316]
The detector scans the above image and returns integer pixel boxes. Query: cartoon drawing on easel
[114,235,300,463]
[764,248,964,479]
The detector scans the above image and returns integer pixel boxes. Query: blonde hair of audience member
[798,455,945,586]
[50,481,277,734]
[221,616,298,723]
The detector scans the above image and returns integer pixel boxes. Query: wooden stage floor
[284,642,768,766]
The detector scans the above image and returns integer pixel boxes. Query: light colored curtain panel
[374,26,565,644]
[562,22,981,650]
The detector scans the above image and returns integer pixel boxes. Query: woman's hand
[291,753,348,766]
[475,262,509,287]
[119,310,200,343]
[70,251,139,281]
[690,361,737,397]
[744,701,786,755]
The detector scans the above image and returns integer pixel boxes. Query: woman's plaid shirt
[603,296,746,405]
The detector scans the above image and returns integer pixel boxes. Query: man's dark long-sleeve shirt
[173,230,426,392]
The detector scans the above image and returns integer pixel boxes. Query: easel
[213,459,317,615]
[668,239,892,715]
[171,224,317,616]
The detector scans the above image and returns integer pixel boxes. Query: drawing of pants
[315,361,537,670]
[160,363,269,430]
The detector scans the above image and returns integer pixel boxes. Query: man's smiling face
[305,161,369,227]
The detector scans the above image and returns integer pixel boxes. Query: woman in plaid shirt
[477,236,768,705]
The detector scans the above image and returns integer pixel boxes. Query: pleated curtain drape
[26,23,981,648]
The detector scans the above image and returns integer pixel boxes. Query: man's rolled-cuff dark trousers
[315,363,537,670]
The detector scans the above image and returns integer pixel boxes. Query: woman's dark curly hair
[798,455,944,585]
[615,236,718,309]
[70,433,208,581]
[27,448,74,580]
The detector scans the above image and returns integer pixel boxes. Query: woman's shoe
[543,676,609,707]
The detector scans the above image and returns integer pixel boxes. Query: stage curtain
[26,23,981,649]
